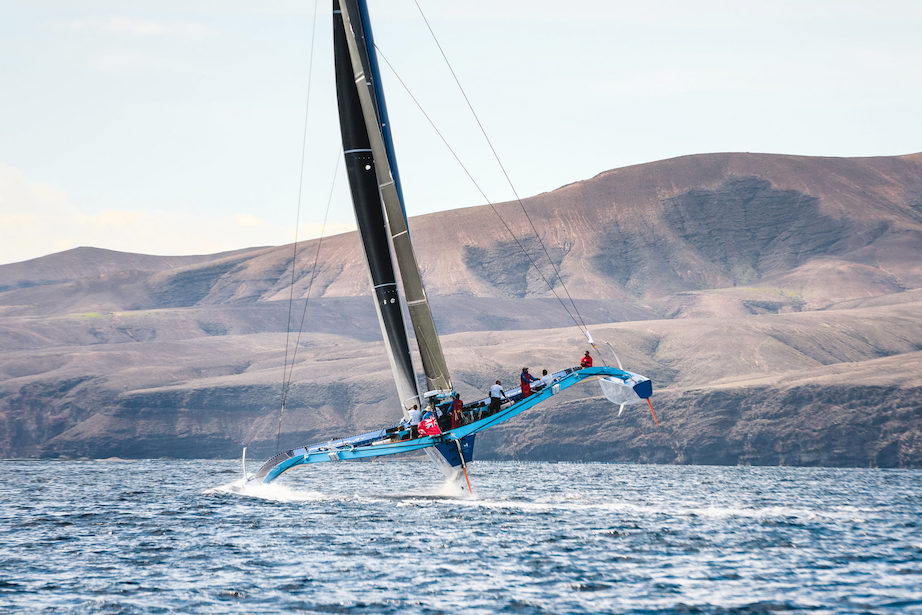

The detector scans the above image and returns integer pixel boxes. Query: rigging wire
[275,0,321,454]
[409,0,593,339]
[280,153,341,410]
[374,48,584,331]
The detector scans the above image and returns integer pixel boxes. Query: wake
[203,474,469,503]
[203,478,325,502]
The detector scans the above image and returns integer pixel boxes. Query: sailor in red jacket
[450,392,463,429]
[520,367,538,397]
[580,351,593,369]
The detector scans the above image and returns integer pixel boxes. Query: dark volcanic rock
[478,385,922,468]
[663,177,847,283]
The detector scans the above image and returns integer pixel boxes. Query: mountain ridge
[1,151,921,466]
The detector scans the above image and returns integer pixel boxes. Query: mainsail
[335,0,452,396]
[246,1,655,487]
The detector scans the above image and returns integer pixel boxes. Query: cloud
[234,213,266,228]
[66,17,213,40]
[0,165,355,265]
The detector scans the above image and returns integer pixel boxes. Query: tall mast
[334,0,419,410]
[335,0,453,393]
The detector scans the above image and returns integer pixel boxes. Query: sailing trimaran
[246,0,653,488]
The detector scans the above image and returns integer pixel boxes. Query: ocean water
[0,460,920,614]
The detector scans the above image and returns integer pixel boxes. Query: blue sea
[0,460,920,614]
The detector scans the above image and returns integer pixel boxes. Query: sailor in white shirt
[406,404,422,438]
[535,369,553,391]
[488,380,507,414]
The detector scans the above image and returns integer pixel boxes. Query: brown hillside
[1,152,921,465]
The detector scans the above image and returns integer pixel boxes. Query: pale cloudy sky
[1,0,921,265]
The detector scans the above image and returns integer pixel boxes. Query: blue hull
[252,366,650,484]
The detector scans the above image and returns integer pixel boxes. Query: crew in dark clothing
[436,401,451,432]
[580,351,593,369]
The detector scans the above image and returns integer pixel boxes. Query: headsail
[335,0,452,394]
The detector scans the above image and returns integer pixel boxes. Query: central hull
[251,366,651,484]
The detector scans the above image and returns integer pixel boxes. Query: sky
[1,0,921,265]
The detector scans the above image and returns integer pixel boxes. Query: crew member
[535,369,553,390]
[580,350,593,369]
[436,400,451,432]
[450,392,463,429]
[520,367,537,397]
[488,380,507,414]
[423,398,437,421]
[408,404,422,438]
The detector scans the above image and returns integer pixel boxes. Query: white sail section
[599,373,649,407]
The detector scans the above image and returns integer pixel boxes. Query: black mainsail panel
[335,0,452,394]
[334,0,419,410]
